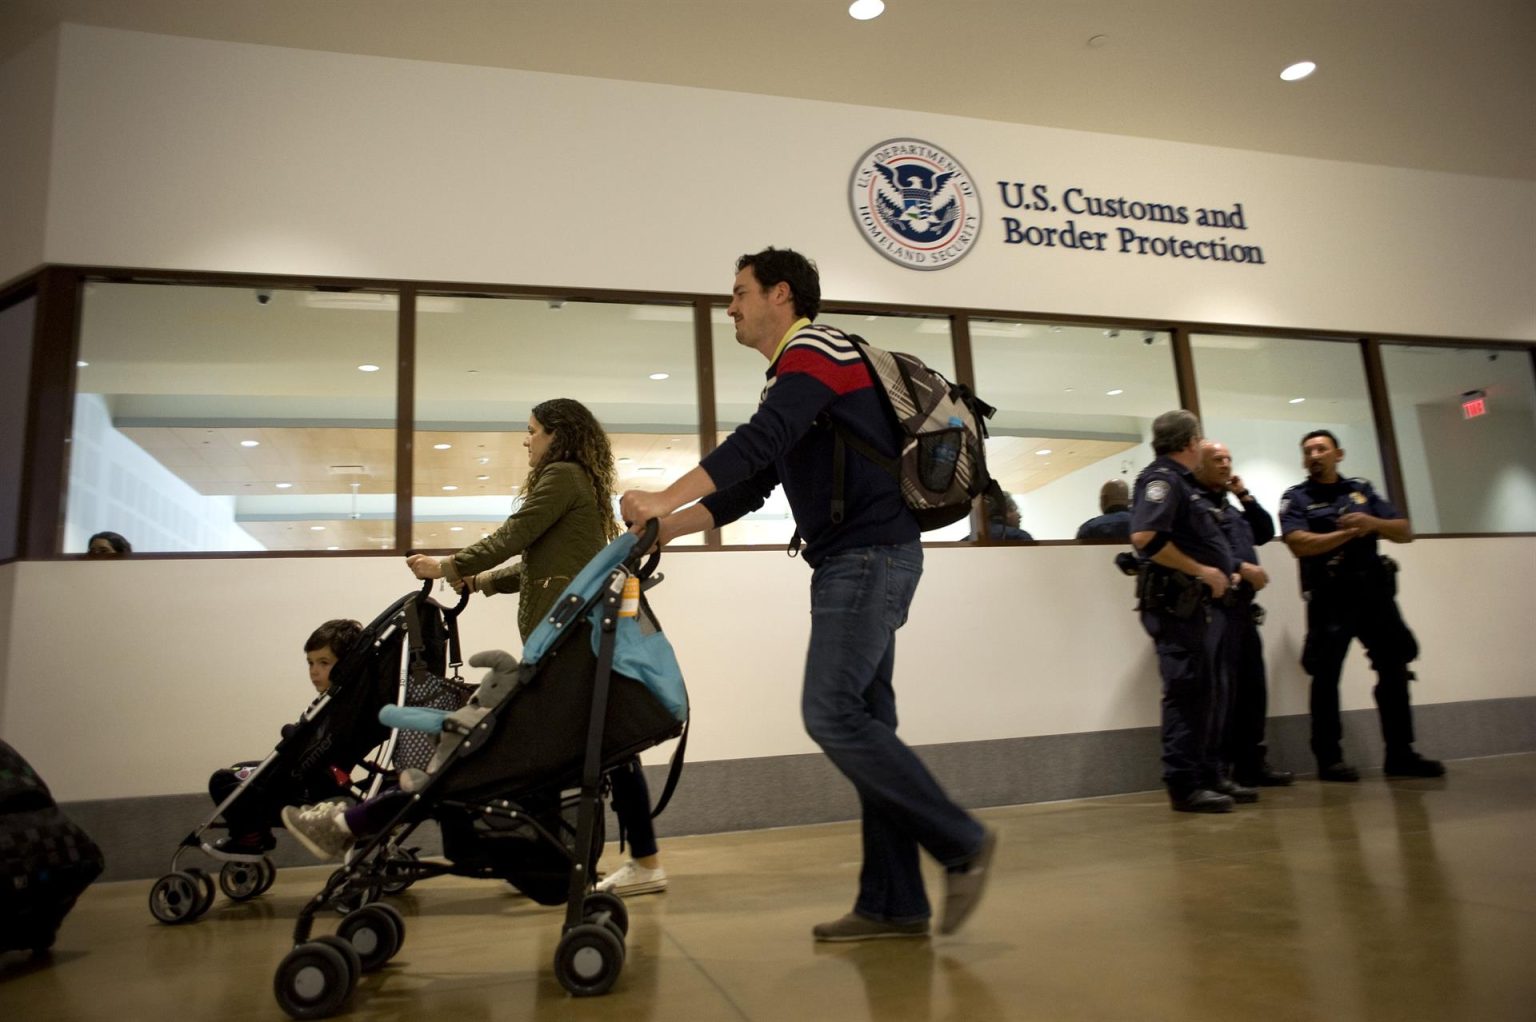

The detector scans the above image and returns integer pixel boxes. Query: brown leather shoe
[812,913,929,942]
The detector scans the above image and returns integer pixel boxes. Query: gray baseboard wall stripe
[64,696,1536,882]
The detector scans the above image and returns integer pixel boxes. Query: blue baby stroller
[271,522,688,1019]
[148,580,471,924]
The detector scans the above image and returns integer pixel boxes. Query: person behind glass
[1278,429,1444,782]
[1194,440,1293,789]
[619,247,996,942]
[286,399,670,896]
[207,618,363,854]
[970,488,1033,542]
[86,531,132,556]
[1130,410,1248,813]
[1076,479,1132,541]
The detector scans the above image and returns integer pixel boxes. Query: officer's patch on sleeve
[1278,498,1289,514]
[1146,480,1170,503]
[1350,491,1367,504]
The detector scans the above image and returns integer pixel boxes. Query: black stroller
[271,522,689,1019]
[148,580,471,924]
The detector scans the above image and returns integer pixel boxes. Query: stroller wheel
[554,923,625,997]
[255,857,279,895]
[371,902,406,948]
[582,891,629,938]
[273,940,357,1020]
[219,860,267,901]
[337,906,402,972]
[149,871,207,925]
[186,867,217,918]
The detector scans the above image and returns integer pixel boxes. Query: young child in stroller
[206,618,364,854]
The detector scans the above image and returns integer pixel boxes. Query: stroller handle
[413,572,472,616]
[629,518,662,579]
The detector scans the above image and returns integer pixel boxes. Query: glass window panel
[1381,344,1536,534]
[67,283,398,553]
[710,310,958,545]
[413,297,702,550]
[970,322,1178,540]
[1193,334,1382,518]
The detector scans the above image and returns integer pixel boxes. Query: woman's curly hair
[525,398,621,541]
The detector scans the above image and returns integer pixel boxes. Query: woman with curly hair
[384,399,668,895]
[407,397,622,641]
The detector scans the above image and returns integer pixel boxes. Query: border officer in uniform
[1130,411,1251,813]
[1278,429,1444,781]
[1195,440,1293,788]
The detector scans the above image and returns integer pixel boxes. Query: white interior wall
[38,25,1536,342]
[2,539,1532,803]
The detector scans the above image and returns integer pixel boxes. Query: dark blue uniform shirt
[1201,488,1273,567]
[1278,477,1401,592]
[1130,456,1234,574]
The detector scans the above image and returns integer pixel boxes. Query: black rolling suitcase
[0,739,104,954]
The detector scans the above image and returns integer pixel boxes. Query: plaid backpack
[824,334,1001,532]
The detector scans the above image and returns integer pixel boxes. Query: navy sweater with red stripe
[700,323,918,566]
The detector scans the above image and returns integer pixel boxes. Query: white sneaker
[595,859,668,896]
[281,801,353,860]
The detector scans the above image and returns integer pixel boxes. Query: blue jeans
[802,542,984,923]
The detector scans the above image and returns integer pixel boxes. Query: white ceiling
[4,0,1534,181]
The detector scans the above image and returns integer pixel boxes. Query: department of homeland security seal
[849,138,981,270]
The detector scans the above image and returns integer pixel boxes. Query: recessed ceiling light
[442,485,458,491]
[1035,449,1052,456]
[240,440,260,447]
[1106,389,1124,396]
[476,474,490,481]
[326,545,339,551]
[76,360,89,368]
[449,526,463,532]
[848,0,884,20]
[357,363,381,372]
[275,482,293,489]
[637,466,666,475]
[477,457,490,464]
[1280,61,1316,82]
[433,443,452,450]
[649,372,670,381]
[310,525,325,531]
[618,457,633,463]
[1289,397,1306,404]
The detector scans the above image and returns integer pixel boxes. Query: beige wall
[32,24,1536,341]
[0,29,56,284]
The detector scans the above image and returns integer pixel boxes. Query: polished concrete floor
[4,753,1535,1021]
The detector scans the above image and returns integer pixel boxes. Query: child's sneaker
[595,860,668,896]
[281,802,352,860]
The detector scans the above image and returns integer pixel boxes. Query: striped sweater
[700,323,918,566]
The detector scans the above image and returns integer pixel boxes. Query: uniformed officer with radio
[1195,440,1293,789]
[1278,429,1444,781]
[1130,410,1248,813]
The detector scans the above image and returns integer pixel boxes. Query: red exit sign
[1462,396,1487,419]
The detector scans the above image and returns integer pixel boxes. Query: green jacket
[442,460,612,641]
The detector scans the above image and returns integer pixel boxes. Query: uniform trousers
[1140,605,1227,797]
[1302,579,1419,765]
